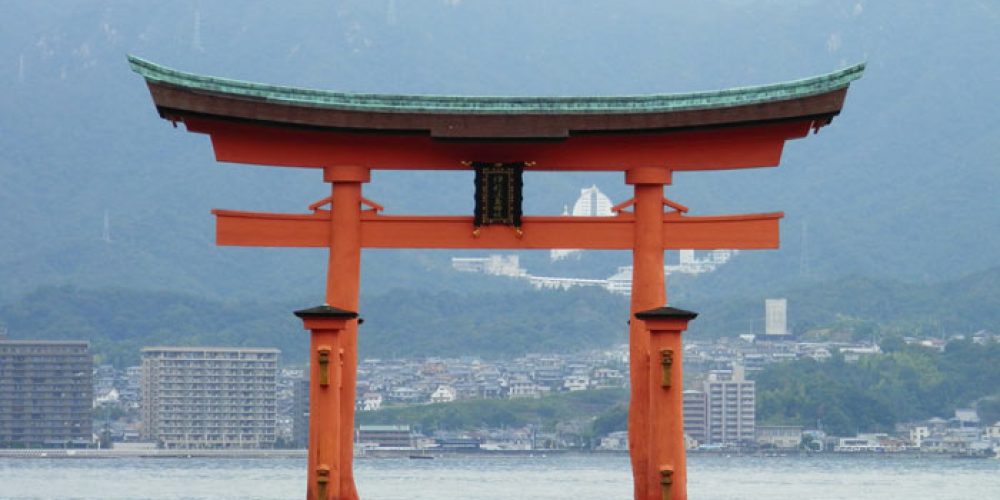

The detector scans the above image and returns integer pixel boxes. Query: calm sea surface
[1,454,997,499]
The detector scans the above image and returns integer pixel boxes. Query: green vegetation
[589,403,629,438]
[756,340,1000,435]
[360,340,999,438]
[0,285,627,367]
[0,286,299,367]
[3,266,998,368]
[359,388,627,436]
[360,287,628,359]
[686,267,1000,339]
[977,396,1000,427]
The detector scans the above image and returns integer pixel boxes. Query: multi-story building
[550,185,614,262]
[0,340,93,448]
[508,377,540,399]
[291,376,309,448]
[682,389,707,445]
[141,347,279,449]
[357,425,414,449]
[756,425,802,449]
[703,365,755,446]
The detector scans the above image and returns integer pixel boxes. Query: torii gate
[130,56,863,500]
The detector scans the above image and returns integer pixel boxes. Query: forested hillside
[684,265,1000,338]
[2,267,996,367]
[357,339,1000,437]
[0,285,628,366]
[756,340,1000,435]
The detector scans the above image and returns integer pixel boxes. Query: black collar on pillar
[635,306,699,321]
[294,305,359,320]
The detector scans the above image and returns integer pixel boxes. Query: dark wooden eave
[130,56,864,140]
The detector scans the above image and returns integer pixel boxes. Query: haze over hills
[1,1,998,310]
[1,266,997,367]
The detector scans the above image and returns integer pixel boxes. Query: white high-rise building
[708,249,736,264]
[670,249,738,274]
[572,185,613,217]
[451,254,526,277]
[551,185,614,261]
[765,298,789,336]
[141,347,279,449]
[679,250,696,266]
[703,365,755,446]
[605,266,634,296]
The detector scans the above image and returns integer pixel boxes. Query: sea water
[0,454,997,499]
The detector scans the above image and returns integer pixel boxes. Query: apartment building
[703,365,755,446]
[0,340,93,448]
[682,389,707,445]
[141,347,279,449]
[291,376,309,448]
[357,425,414,449]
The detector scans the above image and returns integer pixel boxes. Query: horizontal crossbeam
[212,210,782,250]
[188,117,811,172]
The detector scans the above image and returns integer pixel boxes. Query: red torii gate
[131,56,862,500]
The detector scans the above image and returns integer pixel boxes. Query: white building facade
[703,366,755,446]
[141,347,279,449]
[765,299,789,336]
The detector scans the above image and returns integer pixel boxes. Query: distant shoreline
[0,449,307,459]
[0,448,977,460]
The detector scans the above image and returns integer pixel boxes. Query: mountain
[1,267,996,367]
[0,284,629,367]
[1,0,998,302]
[685,265,1000,338]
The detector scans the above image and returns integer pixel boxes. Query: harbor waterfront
[1,454,997,500]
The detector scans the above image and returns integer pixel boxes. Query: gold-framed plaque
[472,162,524,228]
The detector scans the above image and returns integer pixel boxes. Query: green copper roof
[128,55,864,115]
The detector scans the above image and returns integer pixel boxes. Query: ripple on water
[0,454,996,500]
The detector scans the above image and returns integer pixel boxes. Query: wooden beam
[660,212,782,250]
[212,210,782,250]
[213,210,329,248]
[188,117,809,172]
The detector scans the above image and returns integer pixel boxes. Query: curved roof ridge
[128,55,864,115]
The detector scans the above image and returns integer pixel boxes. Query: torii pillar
[627,166,684,500]
[294,305,358,500]
[635,306,699,500]
[322,166,367,500]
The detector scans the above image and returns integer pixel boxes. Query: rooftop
[129,55,864,115]
[141,346,280,353]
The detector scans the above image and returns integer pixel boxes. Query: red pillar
[323,166,369,500]
[295,305,358,500]
[636,306,698,500]
[626,167,670,500]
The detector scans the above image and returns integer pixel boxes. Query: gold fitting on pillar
[316,464,330,500]
[659,467,673,500]
[338,348,346,388]
[660,349,674,388]
[317,346,332,387]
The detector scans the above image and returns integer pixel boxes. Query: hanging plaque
[472,162,524,228]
